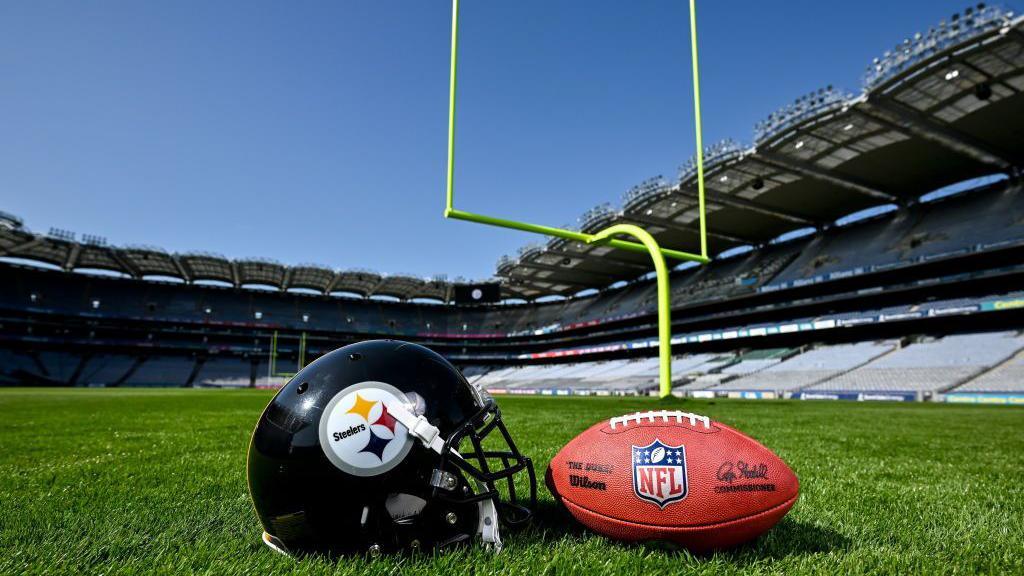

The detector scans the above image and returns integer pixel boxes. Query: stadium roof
[0,222,480,302]
[497,5,1024,297]
[2,5,1022,303]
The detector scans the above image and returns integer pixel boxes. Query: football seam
[598,424,721,435]
[558,490,799,531]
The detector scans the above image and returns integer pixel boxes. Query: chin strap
[387,402,446,454]
[476,487,503,552]
[387,401,503,552]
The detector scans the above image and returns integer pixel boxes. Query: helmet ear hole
[296,382,308,395]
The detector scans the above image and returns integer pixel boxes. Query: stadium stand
[0,350,43,384]
[770,183,1024,286]
[719,349,796,377]
[477,354,740,395]
[668,354,734,379]
[35,352,82,383]
[805,332,1024,394]
[950,350,1024,393]
[0,180,1020,339]
[128,357,196,387]
[1,180,1021,343]
[194,357,254,388]
[78,355,137,387]
[714,342,897,393]
[1,6,1023,401]
[479,333,1024,398]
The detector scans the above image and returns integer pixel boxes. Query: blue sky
[0,1,983,280]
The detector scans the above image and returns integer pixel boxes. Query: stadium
[3,4,1024,403]
[1,2,1023,575]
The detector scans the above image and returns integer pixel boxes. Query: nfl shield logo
[632,440,688,508]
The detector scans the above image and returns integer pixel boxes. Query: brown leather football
[546,410,798,552]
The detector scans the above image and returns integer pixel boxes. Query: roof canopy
[496,10,1024,297]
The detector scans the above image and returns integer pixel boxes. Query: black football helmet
[246,340,536,556]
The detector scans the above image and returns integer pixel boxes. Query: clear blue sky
[0,1,984,280]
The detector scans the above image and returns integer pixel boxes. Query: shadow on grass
[515,500,849,560]
[724,516,850,561]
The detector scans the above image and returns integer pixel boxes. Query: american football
[547,411,798,551]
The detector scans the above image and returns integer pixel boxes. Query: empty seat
[808,332,1024,393]
[716,342,895,392]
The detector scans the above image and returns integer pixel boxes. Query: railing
[622,176,670,210]
[123,244,171,254]
[292,263,333,272]
[679,139,743,183]
[342,268,380,278]
[178,250,230,261]
[517,242,545,261]
[578,203,616,231]
[754,87,851,144]
[863,3,1014,90]
[238,256,283,266]
[497,255,517,272]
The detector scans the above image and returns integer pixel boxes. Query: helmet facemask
[387,394,536,552]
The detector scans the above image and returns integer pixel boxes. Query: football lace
[609,410,711,430]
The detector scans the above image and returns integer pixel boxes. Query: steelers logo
[318,381,413,477]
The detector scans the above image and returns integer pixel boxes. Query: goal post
[268,330,307,380]
[443,0,711,398]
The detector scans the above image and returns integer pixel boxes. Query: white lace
[608,410,711,430]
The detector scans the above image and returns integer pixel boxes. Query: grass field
[1,388,1022,575]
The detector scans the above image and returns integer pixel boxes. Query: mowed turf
[0,389,1022,575]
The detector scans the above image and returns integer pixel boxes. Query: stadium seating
[951,351,1024,393]
[714,342,896,392]
[77,355,137,387]
[475,355,732,394]
[806,332,1024,393]
[2,183,1019,341]
[770,213,911,284]
[719,349,794,376]
[36,352,85,383]
[0,182,1022,395]
[474,333,1024,398]
[127,357,196,387]
[671,354,745,389]
[194,357,254,388]
[0,349,44,384]
[770,183,1024,287]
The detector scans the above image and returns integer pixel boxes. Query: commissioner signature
[716,461,768,483]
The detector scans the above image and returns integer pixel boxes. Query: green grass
[1,389,1022,575]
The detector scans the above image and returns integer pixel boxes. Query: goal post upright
[268,330,306,381]
[443,0,710,397]
[587,224,674,397]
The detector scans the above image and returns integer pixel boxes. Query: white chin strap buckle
[388,402,446,454]
[477,495,503,552]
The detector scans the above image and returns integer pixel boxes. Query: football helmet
[247,340,536,556]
